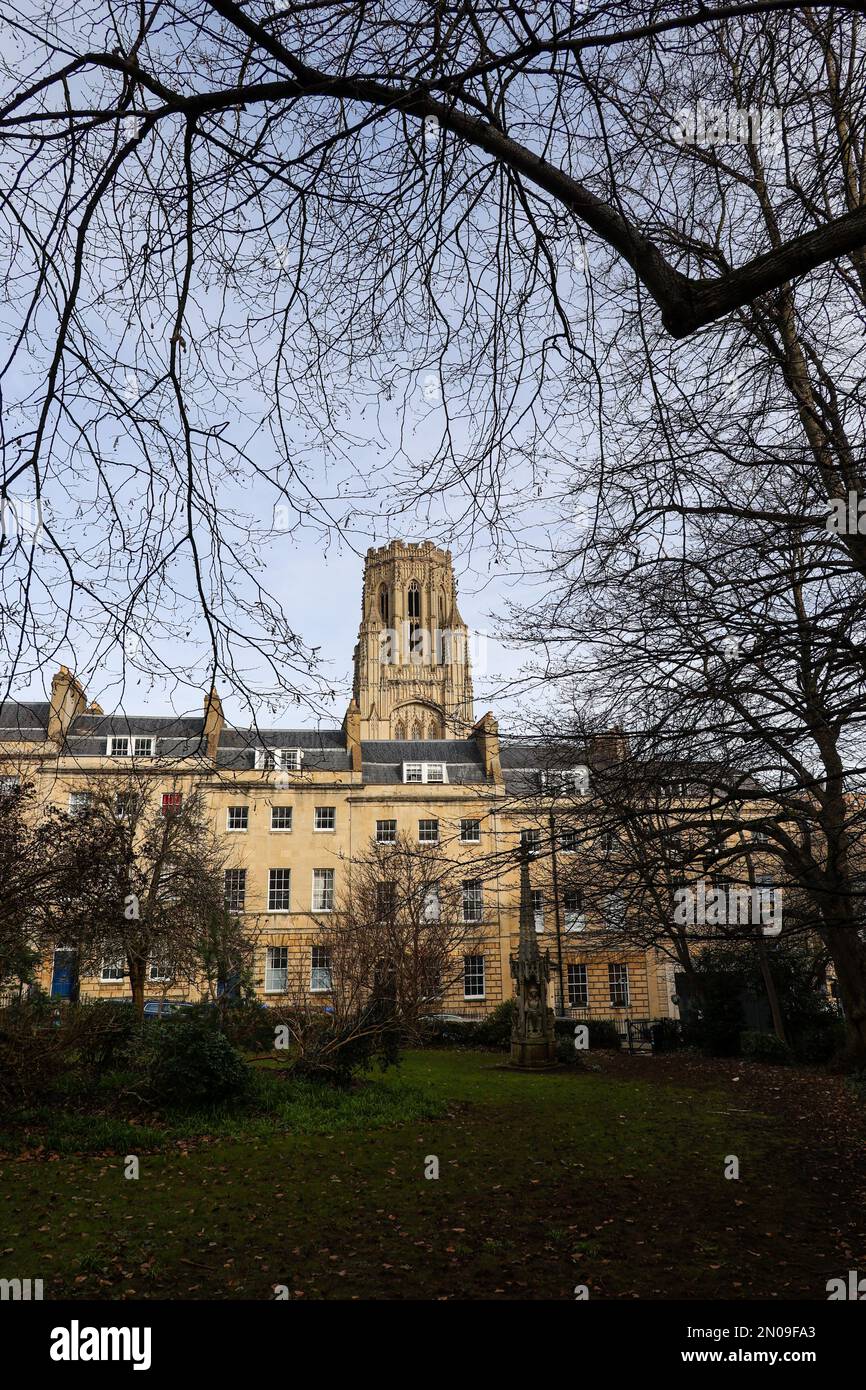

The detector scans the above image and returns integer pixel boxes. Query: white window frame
[418,818,439,844]
[563,889,585,933]
[265,945,288,994]
[531,888,544,933]
[463,954,485,1000]
[376,818,397,843]
[224,868,247,912]
[567,963,589,1008]
[149,960,170,982]
[255,747,303,772]
[541,766,590,796]
[270,805,293,832]
[268,867,291,913]
[68,791,92,815]
[460,818,481,843]
[107,735,130,757]
[423,884,441,923]
[226,805,249,832]
[314,805,335,832]
[402,761,448,784]
[310,945,332,993]
[462,879,483,923]
[608,962,630,1007]
[377,880,396,919]
[312,868,335,913]
[559,828,579,853]
[604,891,627,931]
[100,956,124,982]
[133,735,155,758]
[521,827,542,857]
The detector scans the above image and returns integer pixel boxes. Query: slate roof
[0,700,764,794]
[360,738,486,785]
[0,701,50,741]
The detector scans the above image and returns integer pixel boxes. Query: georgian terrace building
[0,540,677,1030]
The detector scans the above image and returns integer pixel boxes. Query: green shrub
[790,1017,847,1065]
[421,1018,482,1047]
[148,1015,251,1108]
[650,1018,683,1053]
[587,1019,621,1050]
[740,1030,793,1065]
[553,1016,621,1049]
[77,1001,145,1071]
[213,998,276,1052]
[0,998,127,1103]
[473,999,516,1048]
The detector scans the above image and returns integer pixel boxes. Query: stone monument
[509,849,558,1068]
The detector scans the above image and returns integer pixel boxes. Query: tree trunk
[822,925,866,1067]
[128,957,147,1019]
[756,933,787,1045]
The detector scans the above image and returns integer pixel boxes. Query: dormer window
[107,734,153,758]
[255,747,302,772]
[402,761,447,784]
[540,767,590,796]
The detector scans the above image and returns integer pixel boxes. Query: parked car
[423,1012,477,1025]
[142,999,196,1019]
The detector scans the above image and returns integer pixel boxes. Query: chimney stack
[343,699,362,772]
[589,726,630,767]
[47,666,88,749]
[203,686,224,761]
[473,711,502,784]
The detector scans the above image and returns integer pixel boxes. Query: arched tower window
[438,591,446,626]
[394,719,406,740]
[407,580,422,659]
[378,584,390,623]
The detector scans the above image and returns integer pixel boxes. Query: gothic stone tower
[352,540,475,740]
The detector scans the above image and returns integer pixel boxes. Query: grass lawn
[1,1048,864,1300]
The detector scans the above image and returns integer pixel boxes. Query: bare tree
[3,4,866,707]
[508,504,866,1060]
[0,779,100,994]
[310,831,485,1039]
[65,777,240,1016]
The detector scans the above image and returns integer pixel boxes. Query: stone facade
[352,540,474,739]
[0,542,673,1032]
